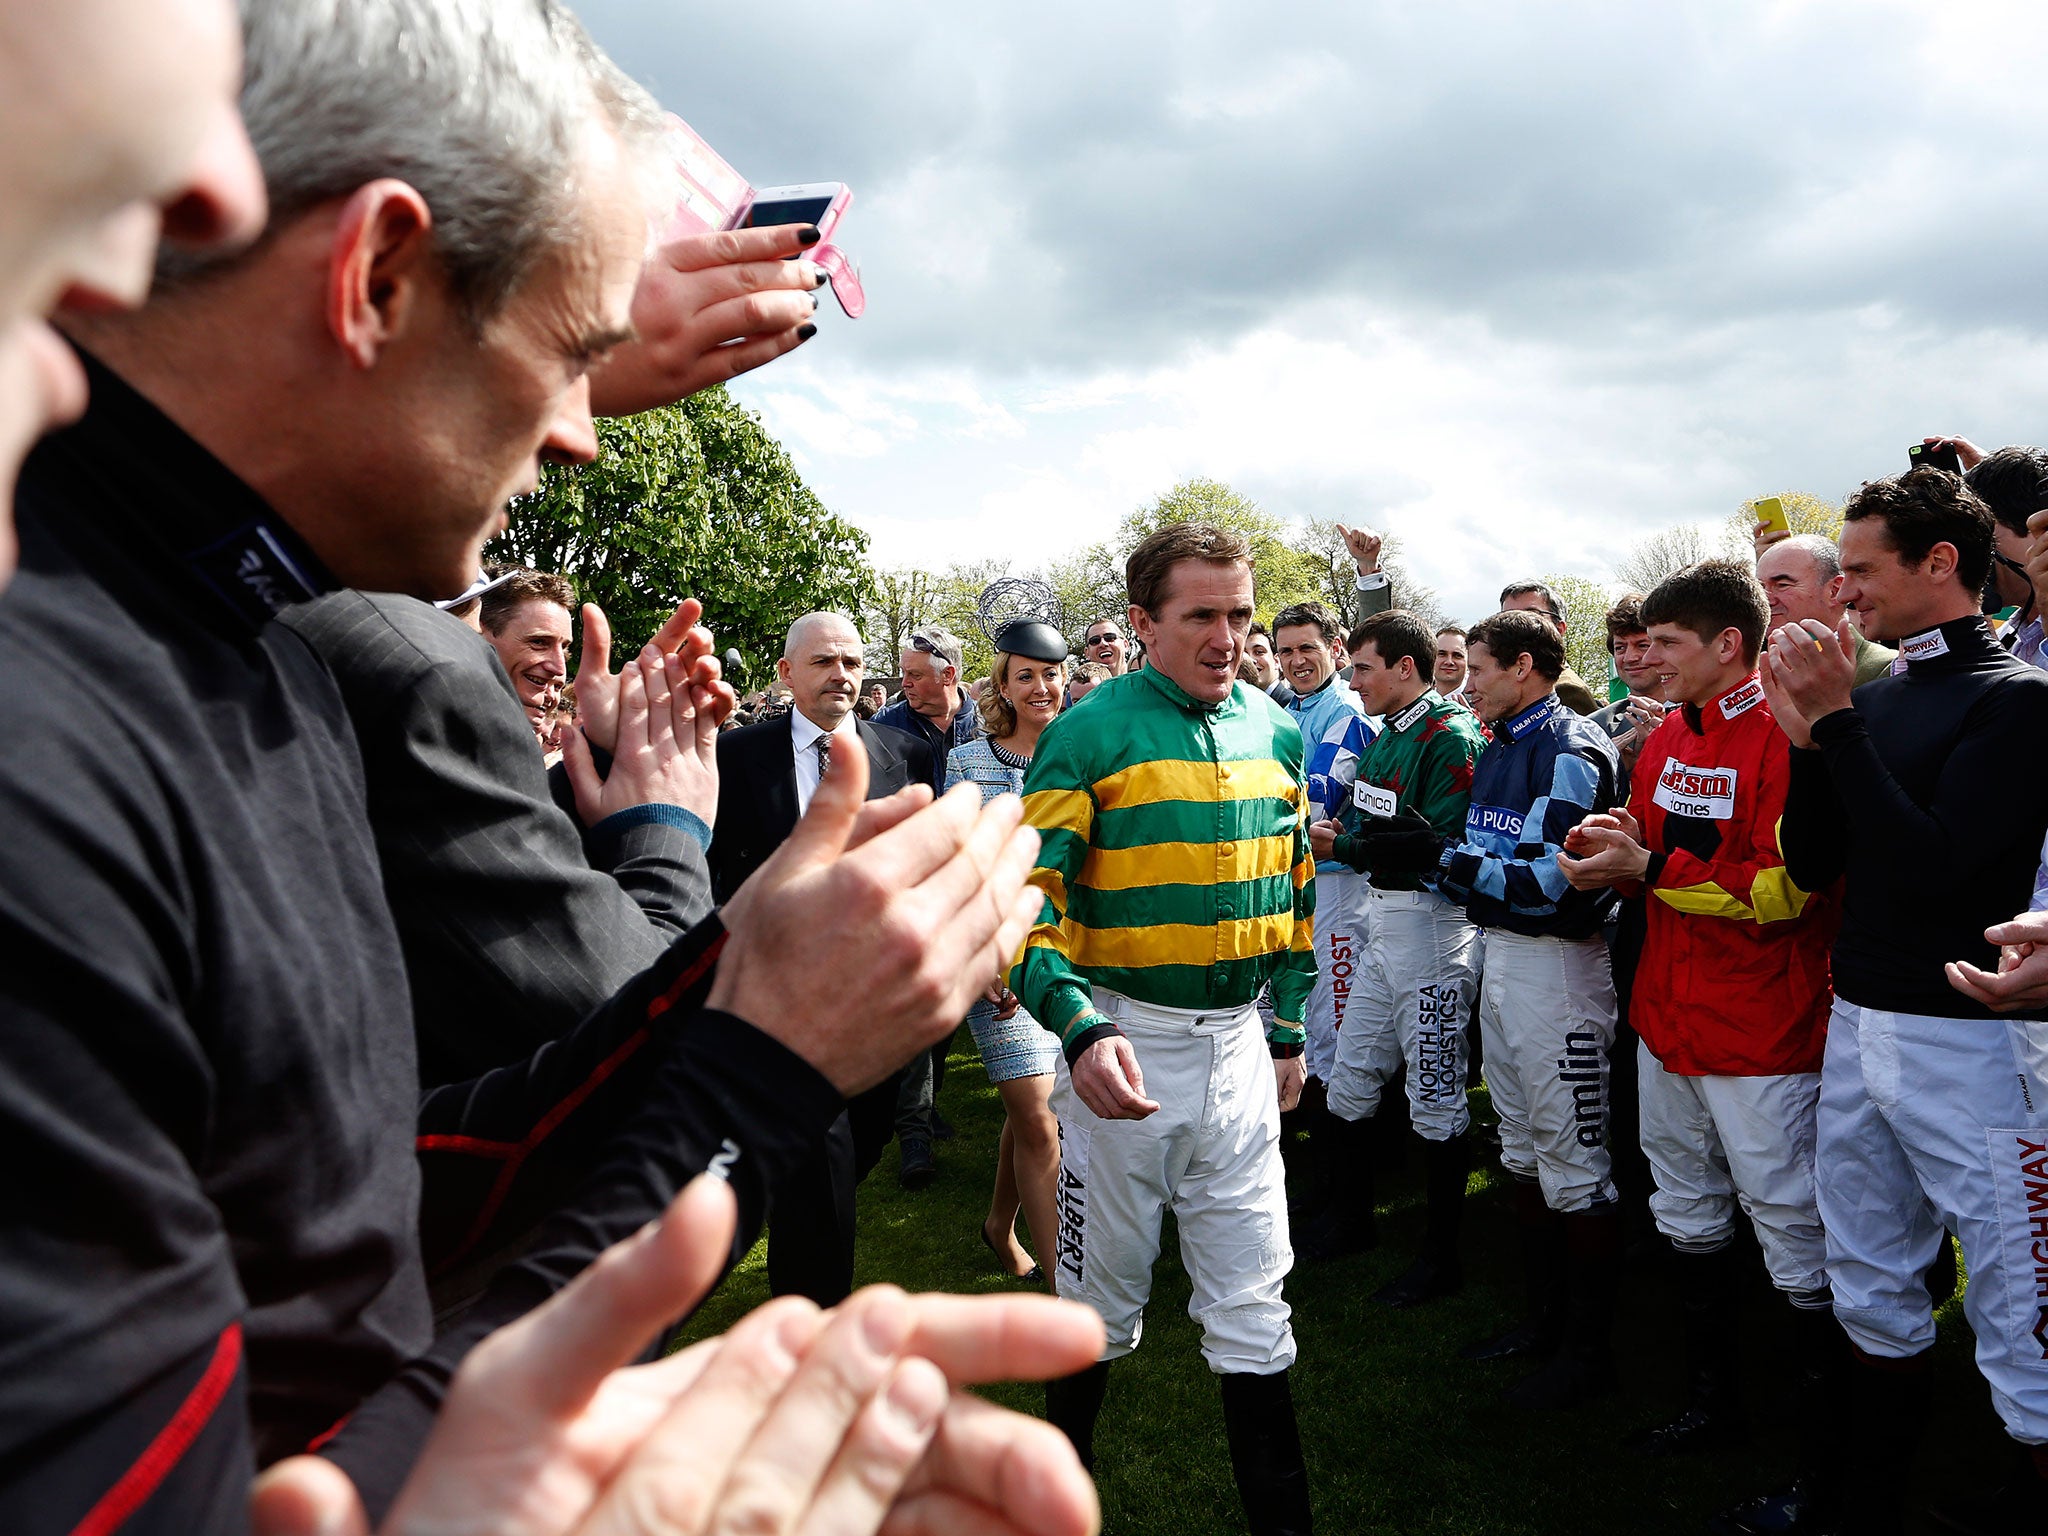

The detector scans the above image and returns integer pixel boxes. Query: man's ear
[1126,603,1152,648]
[326,179,437,369]
[1924,541,1961,585]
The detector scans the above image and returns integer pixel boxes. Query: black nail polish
[810,294,821,313]
[798,322,818,341]
[798,225,821,246]
[814,269,830,288]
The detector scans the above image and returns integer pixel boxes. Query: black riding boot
[1219,1369,1315,1536]
[1626,1241,1746,1454]
[1283,1077,1330,1220]
[1505,1202,1620,1409]
[1710,1297,1850,1533]
[1461,1176,1566,1362]
[1927,1436,2048,1535]
[1296,1112,1377,1262]
[1373,1132,1469,1307]
[1044,1360,1111,1473]
[1716,1344,1931,1536]
[1831,1347,1930,1536]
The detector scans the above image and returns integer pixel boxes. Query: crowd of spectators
[6,2,2048,1535]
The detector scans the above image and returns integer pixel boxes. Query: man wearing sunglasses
[875,626,979,795]
[1082,617,1131,677]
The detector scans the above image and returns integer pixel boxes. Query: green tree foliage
[1045,546,1127,641]
[489,388,876,686]
[861,559,1013,683]
[930,558,1013,683]
[865,567,940,675]
[1539,572,1622,693]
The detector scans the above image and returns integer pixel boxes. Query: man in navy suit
[712,611,933,1302]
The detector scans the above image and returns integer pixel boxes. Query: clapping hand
[563,646,724,826]
[1765,618,1857,731]
[1556,813,1651,891]
[713,734,1044,1096]
[573,599,732,757]
[2026,508,2048,621]
[1947,910,2048,1014]
[250,1176,1106,1536]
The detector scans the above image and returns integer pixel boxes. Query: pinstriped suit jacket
[282,590,712,1087]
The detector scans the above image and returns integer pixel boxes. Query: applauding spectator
[1770,468,2048,1530]
[1559,561,1843,1528]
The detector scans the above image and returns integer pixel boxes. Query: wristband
[1062,1018,1124,1067]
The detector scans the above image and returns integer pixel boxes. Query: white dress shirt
[790,707,858,814]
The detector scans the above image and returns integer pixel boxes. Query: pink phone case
[661,116,865,318]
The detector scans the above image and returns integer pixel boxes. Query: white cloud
[579,0,2048,626]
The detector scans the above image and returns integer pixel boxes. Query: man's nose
[540,376,600,467]
[159,99,269,254]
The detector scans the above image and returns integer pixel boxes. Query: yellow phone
[1754,496,1790,538]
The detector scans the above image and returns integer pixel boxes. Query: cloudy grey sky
[578,0,2048,623]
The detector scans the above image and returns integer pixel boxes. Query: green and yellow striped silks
[1008,666,1317,1055]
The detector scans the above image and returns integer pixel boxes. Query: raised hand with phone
[586,117,868,418]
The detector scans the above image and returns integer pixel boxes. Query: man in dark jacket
[1764,470,2048,1535]
[712,610,934,1301]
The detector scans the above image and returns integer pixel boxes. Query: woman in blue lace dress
[944,619,1069,1284]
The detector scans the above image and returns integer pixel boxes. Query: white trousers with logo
[1050,988,1295,1375]
[1819,999,2048,1442]
[1326,886,1480,1140]
[1302,868,1368,1083]
[1475,929,1618,1213]
[1638,1044,1826,1293]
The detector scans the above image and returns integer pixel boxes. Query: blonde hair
[982,649,1063,740]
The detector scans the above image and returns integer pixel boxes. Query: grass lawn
[679,1028,1999,1535]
